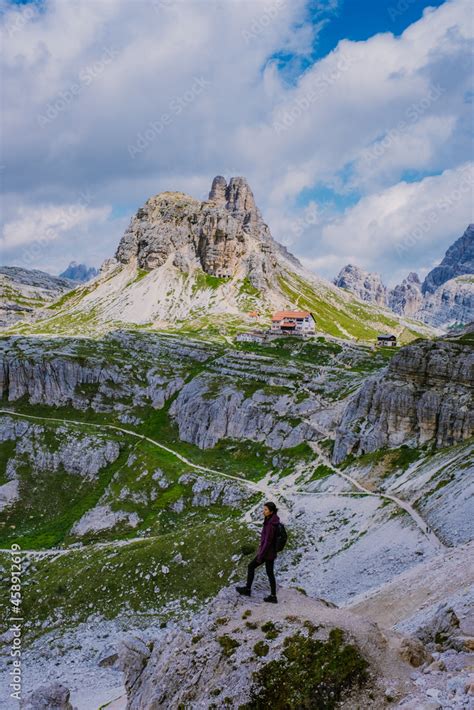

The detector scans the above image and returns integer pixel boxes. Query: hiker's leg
[246,557,261,590]
[265,559,276,596]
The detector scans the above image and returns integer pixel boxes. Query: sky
[0,0,473,286]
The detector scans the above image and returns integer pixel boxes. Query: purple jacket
[257,513,280,562]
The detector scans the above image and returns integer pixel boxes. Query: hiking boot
[236,586,251,596]
[264,595,278,603]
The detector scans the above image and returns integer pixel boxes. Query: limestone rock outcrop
[169,373,316,450]
[334,264,387,306]
[388,273,423,317]
[70,503,139,537]
[333,338,474,463]
[0,414,121,482]
[115,176,289,290]
[120,587,429,709]
[417,276,474,328]
[0,332,200,414]
[422,224,474,295]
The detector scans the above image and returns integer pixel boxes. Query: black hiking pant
[246,556,276,596]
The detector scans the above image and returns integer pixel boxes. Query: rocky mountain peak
[406,272,421,285]
[59,261,98,283]
[422,224,474,295]
[208,175,270,240]
[114,176,277,283]
[388,272,423,317]
[208,175,256,213]
[208,174,227,202]
[333,263,387,306]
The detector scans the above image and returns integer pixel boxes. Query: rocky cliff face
[422,224,474,295]
[169,373,316,450]
[0,332,211,419]
[388,273,423,317]
[333,338,474,463]
[334,264,387,306]
[115,176,286,290]
[417,276,474,328]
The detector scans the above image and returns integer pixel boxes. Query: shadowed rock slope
[334,336,474,463]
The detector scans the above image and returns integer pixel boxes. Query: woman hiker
[236,501,280,604]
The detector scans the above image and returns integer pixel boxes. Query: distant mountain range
[59,261,98,282]
[334,224,474,330]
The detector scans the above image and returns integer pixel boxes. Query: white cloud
[0,200,123,274]
[239,0,472,199]
[1,203,111,249]
[316,163,474,285]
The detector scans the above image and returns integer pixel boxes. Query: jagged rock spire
[208,175,270,240]
[208,175,227,204]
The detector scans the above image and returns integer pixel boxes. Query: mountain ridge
[333,225,474,330]
[3,176,435,343]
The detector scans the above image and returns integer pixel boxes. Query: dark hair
[264,501,278,513]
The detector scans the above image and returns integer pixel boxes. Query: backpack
[275,523,288,552]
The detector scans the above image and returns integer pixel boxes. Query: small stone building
[377,334,397,347]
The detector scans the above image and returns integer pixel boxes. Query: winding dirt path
[0,408,443,553]
[308,442,447,550]
[0,408,290,534]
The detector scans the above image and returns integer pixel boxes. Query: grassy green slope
[4,258,435,345]
[0,520,258,640]
[277,271,424,342]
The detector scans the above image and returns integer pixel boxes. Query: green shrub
[218,634,240,657]
[261,621,280,640]
[241,628,368,709]
[253,641,269,657]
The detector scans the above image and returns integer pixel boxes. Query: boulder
[414,603,461,650]
[21,682,73,710]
